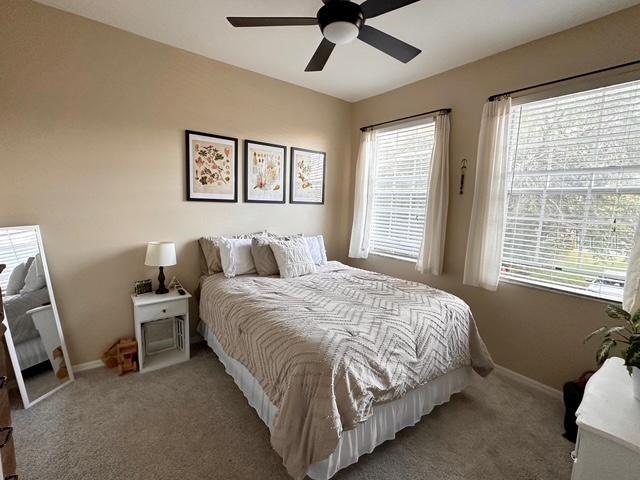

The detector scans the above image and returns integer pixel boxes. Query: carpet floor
[12,344,573,480]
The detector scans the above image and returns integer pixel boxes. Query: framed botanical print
[186,130,238,202]
[290,147,326,205]
[244,140,287,203]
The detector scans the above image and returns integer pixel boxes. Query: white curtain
[623,218,640,315]
[348,130,376,259]
[463,97,512,290]
[416,113,450,275]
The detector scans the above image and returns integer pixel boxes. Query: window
[501,79,640,301]
[369,119,436,260]
[0,227,40,293]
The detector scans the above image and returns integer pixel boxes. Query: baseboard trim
[72,336,203,372]
[72,351,561,402]
[72,360,104,372]
[494,364,562,400]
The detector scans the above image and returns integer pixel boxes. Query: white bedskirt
[199,322,475,479]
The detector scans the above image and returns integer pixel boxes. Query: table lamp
[144,242,176,294]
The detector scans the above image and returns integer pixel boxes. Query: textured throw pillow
[20,254,46,293]
[269,238,317,279]
[251,236,279,276]
[6,259,31,295]
[305,235,328,265]
[199,237,223,274]
[268,232,302,240]
[234,231,268,239]
[219,238,257,278]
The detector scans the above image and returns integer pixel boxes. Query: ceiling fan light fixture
[229,0,424,72]
[322,21,360,45]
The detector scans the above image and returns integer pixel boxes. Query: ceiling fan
[227,0,423,72]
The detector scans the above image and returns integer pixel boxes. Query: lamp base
[155,266,169,295]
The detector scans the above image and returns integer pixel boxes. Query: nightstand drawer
[136,299,187,323]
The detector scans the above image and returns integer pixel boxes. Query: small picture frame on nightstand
[133,279,153,296]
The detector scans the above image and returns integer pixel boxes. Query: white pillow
[20,254,46,293]
[6,260,30,295]
[218,238,257,278]
[269,238,317,279]
[305,235,327,265]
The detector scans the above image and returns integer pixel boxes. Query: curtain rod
[488,59,640,101]
[360,108,451,132]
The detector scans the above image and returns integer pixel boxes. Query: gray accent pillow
[199,237,223,274]
[251,237,279,276]
[269,238,317,279]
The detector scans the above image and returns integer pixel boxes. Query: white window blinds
[0,227,40,292]
[501,79,640,301]
[369,119,436,260]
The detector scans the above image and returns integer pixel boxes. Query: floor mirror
[0,225,74,408]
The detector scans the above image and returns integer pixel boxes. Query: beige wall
[349,6,640,389]
[0,1,352,365]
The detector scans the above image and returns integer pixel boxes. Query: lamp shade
[144,242,176,267]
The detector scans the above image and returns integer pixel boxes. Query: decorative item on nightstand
[144,242,176,294]
[133,279,153,296]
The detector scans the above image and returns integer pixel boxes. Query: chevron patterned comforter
[199,261,493,478]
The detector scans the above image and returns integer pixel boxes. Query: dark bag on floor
[562,371,594,442]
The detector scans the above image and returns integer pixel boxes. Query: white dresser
[571,358,640,480]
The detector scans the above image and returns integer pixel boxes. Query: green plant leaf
[624,340,640,361]
[596,338,617,366]
[584,326,608,343]
[604,326,628,338]
[606,304,630,321]
[632,310,640,332]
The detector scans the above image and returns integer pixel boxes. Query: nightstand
[131,289,192,373]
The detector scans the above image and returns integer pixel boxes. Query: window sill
[499,276,621,305]
[369,252,417,264]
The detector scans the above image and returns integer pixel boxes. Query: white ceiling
[36,0,640,102]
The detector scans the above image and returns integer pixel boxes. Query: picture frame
[290,147,326,205]
[244,140,287,204]
[186,130,238,202]
[133,279,153,296]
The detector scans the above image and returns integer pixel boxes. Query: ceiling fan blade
[227,17,318,27]
[359,0,421,19]
[305,38,336,72]
[358,25,421,63]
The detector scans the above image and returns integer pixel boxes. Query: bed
[199,261,494,479]
[3,286,50,369]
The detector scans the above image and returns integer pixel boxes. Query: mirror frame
[1,225,74,408]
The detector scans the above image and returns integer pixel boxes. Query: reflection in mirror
[0,225,73,408]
